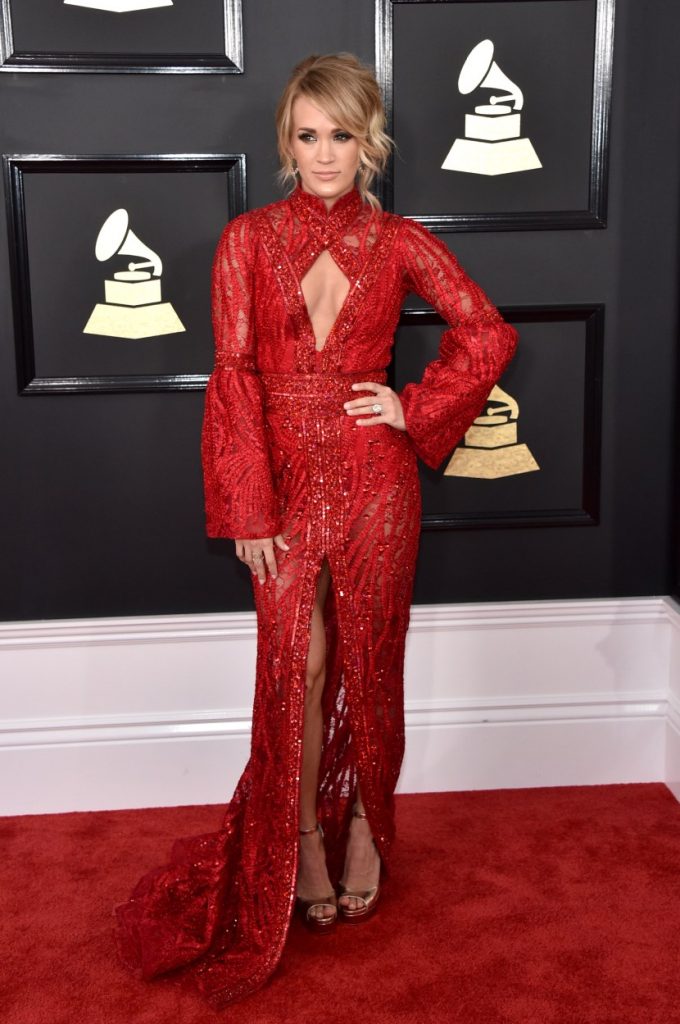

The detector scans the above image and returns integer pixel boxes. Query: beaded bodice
[202,182,518,538]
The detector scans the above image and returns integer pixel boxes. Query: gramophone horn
[94,208,163,277]
[458,39,524,110]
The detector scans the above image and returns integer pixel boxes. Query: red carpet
[2,783,679,1024]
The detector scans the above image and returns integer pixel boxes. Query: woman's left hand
[343,381,406,431]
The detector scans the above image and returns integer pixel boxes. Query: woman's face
[288,94,362,209]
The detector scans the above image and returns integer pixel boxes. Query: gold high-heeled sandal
[295,821,338,934]
[336,805,381,923]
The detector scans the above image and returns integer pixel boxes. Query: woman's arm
[396,217,519,470]
[201,213,281,539]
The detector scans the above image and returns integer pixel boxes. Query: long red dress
[113,182,518,1008]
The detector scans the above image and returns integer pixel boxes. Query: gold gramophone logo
[64,1,172,10]
[83,208,185,340]
[442,39,541,176]
[445,385,539,479]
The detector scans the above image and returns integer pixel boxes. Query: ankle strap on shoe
[352,809,368,819]
[299,821,321,834]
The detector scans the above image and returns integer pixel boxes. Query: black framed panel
[0,0,243,73]
[391,304,604,528]
[673,325,680,599]
[375,0,615,231]
[3,154,246,394]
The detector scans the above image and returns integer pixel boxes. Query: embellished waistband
[260,369,387,416]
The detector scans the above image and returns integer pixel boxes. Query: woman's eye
[296,132,352,143]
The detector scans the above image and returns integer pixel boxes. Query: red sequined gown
[113,182,518,1008]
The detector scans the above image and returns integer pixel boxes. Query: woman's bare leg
[297,557,380,916]
[297,557,335,920]
[338,783,382,911]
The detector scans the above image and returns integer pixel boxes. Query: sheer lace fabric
[113,183,518,1009]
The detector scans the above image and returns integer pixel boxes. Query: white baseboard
[0,596,677,816]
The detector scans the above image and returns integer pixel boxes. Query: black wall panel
[0,0,678,621]
[674,234,680,604]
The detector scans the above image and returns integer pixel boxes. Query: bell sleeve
[201,213,281,539]
[396,217,519,471]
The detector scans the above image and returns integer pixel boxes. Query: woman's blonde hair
[274,52,394,212]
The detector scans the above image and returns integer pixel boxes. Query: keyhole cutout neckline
[289,182,367,356]
[299,249,351,352]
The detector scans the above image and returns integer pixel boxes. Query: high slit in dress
[113,182,518,1009]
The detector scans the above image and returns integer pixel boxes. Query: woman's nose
[317,137,334,162]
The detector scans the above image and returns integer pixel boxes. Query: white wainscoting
[0,596,678,816]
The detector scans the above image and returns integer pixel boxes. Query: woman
[114,52,518,1009]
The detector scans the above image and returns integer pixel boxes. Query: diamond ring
[371,403,382,414]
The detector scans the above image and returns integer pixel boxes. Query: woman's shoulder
[215,209,252,240]
[374,210,445,261]
[387,212,459,263]
[233,197,292,238]
[214,203,275,249]
[384,210,433,237]
[358,202,415,242]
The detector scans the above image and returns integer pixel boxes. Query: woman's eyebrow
[295,125,343,132]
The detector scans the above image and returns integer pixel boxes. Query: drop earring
[291,157,299,174]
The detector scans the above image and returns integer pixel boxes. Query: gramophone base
[441,137,542,176]
[445,443,540,479]
[83,302,185,339]
[64,0,173,11]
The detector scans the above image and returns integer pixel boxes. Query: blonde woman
[114,52,517,1009]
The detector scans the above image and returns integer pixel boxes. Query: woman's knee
[304,665,325,710]
[305,638,326,707]
[303,559,332,705]
[304,604,327,705]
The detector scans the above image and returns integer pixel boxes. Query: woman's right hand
[235,534,290,584]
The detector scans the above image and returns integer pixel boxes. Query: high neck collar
[289,181,364,227]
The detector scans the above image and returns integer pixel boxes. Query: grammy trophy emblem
[64,0,172,10]
[442,39,541,177]
[445,385,539,479]
[83,209,185,340]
